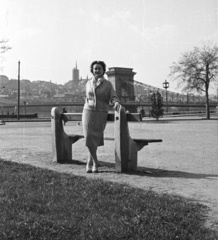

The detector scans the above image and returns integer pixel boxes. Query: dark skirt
[82,109,108,147]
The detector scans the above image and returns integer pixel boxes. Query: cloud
[143,24,179,42]
[117,10,132,21]
[20,27,42,37]
[91,11,114,27]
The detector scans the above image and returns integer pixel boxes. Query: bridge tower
[106,67,136,101]
[106,67,137,112]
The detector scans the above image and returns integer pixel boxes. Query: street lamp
[17,60,20,120]
[1,86,6,117]
[163,80,169,113]
[23,101,28,117]
[148,90,153,118]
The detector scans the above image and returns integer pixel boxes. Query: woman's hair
[90,61,106,74]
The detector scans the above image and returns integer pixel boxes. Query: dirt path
[0,119,218,230]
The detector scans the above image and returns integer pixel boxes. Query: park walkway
[0,115,218,230]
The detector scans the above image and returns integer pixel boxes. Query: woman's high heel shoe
[86,165,92,173]
[92,166,98,173]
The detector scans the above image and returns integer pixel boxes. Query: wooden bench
[51,107,141,164]
[51,107,162,172]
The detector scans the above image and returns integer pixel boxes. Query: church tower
[72,62,79,82]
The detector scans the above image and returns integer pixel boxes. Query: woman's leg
[87,146,99,172]
[86,153,93,168]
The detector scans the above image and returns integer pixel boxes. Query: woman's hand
[114,102,121,112]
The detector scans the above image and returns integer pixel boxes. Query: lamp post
[17,61,20,120]
[23,101,28,117]
[1,86,5,117]
[163,80,169,113]
[187,93,189,114]
[148,90,153,118]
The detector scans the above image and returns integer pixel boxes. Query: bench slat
[133,139,162,143]
[103,137,114,141]
[68,134,114,141]
[68,134,161,144]
[68,134,84,138]
[62,112,142,122]
[68,133,161,143]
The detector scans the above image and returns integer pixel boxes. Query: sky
[0,0,217,93]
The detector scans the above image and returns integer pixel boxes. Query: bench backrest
[61,111,142,122]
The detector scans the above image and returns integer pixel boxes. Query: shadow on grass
[59,159,218,179]
[58,159,86,165]
[128,166,218,179]
[97,161,218,179]
[3,154,216,180]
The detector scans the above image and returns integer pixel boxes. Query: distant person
[139,107,145,118]
[62,107,67,113]
[61,108,68,125]
[82,60,121,173]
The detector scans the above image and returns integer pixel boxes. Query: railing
[1,101,217,119]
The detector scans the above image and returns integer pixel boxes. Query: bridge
[1,101,217,119]
[1,67,217,117]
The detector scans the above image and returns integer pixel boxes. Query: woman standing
[82,61,120,173]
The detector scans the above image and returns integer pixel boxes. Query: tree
[0,39,12,73]
[168,43,218,119]
[150,92,163,121]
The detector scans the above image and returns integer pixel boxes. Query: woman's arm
[109,82,121,111]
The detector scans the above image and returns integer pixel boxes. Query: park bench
[51,106,162,172]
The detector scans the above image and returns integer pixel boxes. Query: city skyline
[1,0,217,94]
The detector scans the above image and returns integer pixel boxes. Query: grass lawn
[0,160,217,240]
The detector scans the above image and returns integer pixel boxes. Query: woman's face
[93,64,104,79]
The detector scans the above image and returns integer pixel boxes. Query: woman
[82,61,120,173]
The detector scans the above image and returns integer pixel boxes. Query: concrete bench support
[115,106,162,172]
[51,107,84,163]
